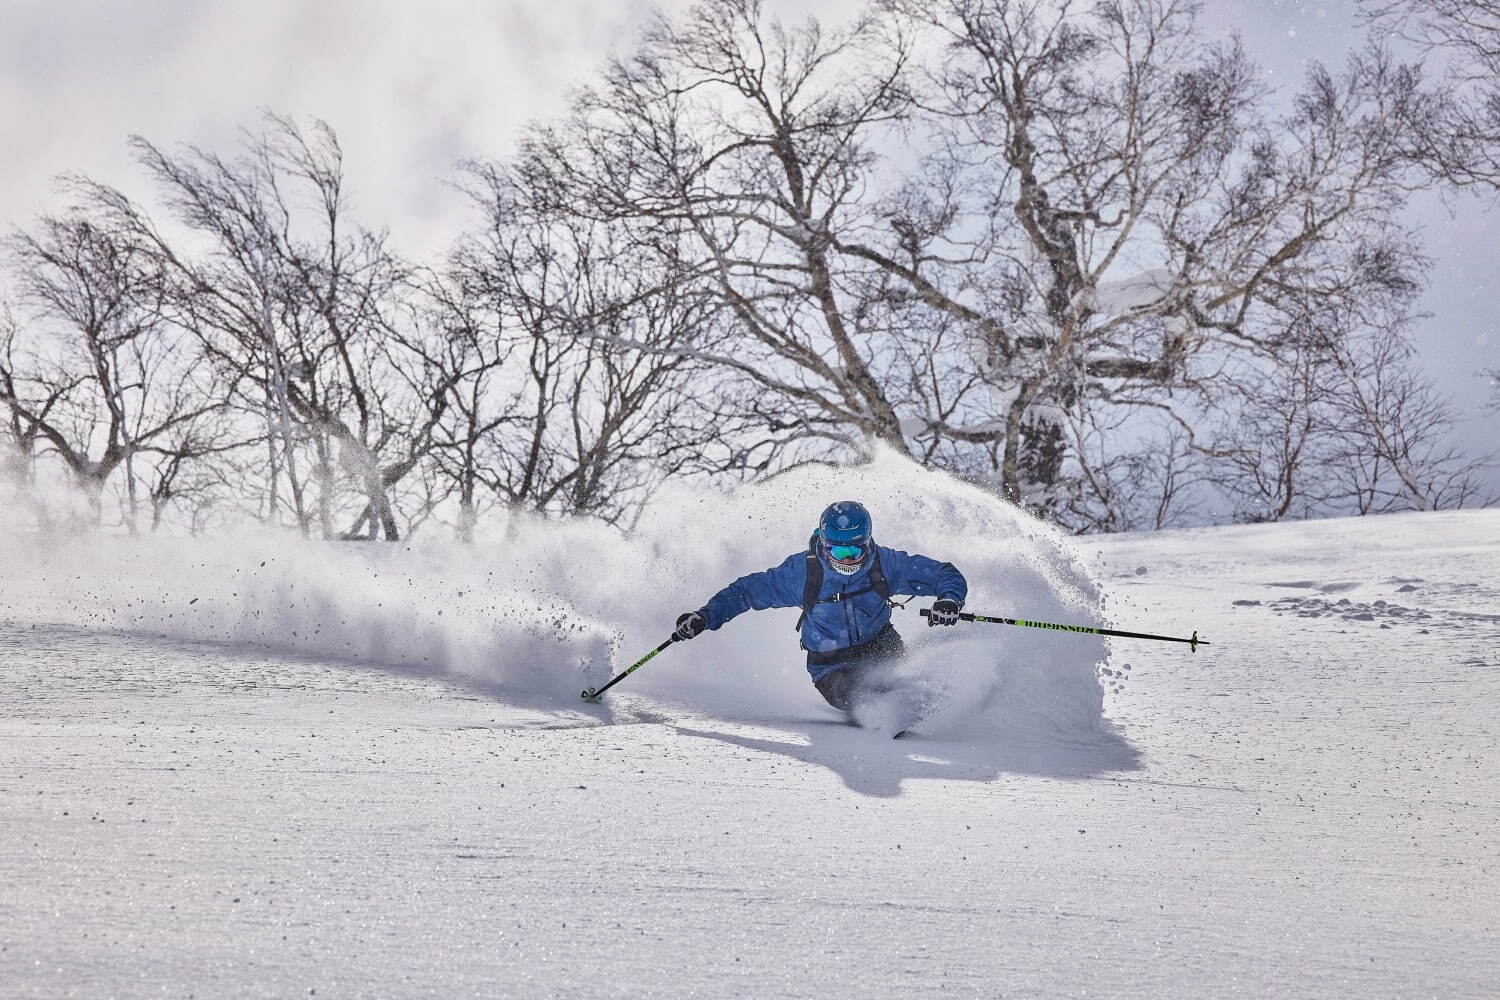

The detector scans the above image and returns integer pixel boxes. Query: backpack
[794,532,897,638]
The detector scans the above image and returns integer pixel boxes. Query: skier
[670,501,967,727]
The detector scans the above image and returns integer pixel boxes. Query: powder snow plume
[0,450,1110,734]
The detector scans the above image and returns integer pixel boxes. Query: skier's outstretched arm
[883,549,968,604]
[882,548,968,628]
[673,553,803,640]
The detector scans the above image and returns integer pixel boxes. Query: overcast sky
[1,0,1493,482]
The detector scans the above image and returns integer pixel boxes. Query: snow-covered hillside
[2,467,1496,998]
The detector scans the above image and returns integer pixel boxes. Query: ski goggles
[826,542,868,562]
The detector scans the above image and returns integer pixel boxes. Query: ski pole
[580,636,679,701]
[920,608,1208,652]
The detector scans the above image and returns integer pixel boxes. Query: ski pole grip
[919,608,976,621]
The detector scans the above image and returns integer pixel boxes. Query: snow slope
[2,469,1497,998]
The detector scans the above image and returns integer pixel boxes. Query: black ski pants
[810,625,907,712]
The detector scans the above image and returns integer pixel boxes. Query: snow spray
[0,449,1111,736]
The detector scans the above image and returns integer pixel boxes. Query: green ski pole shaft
[581,636,679,701]
[920,608,1208,652]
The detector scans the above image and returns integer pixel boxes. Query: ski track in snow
[2,479,1498,998]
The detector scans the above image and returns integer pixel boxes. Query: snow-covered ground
[2,467,1497,998]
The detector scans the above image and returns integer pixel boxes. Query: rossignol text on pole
[920,608,1208,651]
[581,636,679,701]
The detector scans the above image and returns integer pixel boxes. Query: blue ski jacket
[699,545,968,681]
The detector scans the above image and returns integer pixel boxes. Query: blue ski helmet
[818,501,872,574]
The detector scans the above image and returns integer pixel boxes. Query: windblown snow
[2,452,1109,737]
[2,456,1496,999]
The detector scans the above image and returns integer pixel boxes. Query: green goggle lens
[828,544,866,561]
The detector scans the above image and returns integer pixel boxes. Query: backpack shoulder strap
[866,547,893,605]
[795,542,823,633]
[867,548,909,610]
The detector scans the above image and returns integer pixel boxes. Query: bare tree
[1321,319,1491,512]
[4,0,1480,539]
[519,0,1454,526]
[2,211,228,529]
[0,301,54,530]
[1210,345,1331,523]
[851,1,1442,516]
[1362,0,1500,191]
[72,142,313,529]
[1361,3,1500,482]
[444,163,727,530]
[258,117,455,541]
[76,115,452,539]
[138,404,260,532]
[1199,223,1490,520]
[411,264,516,542]
[523,0,926,468]
[1062,411,1207,532]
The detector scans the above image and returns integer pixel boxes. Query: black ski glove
[673,611,706,641]
[928,599,962,627]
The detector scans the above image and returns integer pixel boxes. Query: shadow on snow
[671,715,1142,798]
